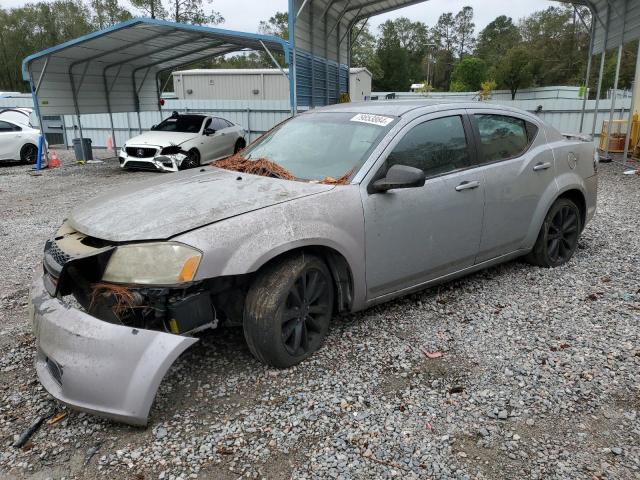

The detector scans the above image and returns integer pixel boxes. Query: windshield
[239,112,395,181]
[152,115,205,133]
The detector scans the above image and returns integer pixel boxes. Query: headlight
[102,242,201,285]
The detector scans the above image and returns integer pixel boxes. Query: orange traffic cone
[49,150,61,168]
[106,135,114,154]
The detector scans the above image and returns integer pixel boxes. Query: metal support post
[603,45,623,160]
[579,17,596,133]
[68,68,89,162]
[591,5,611,137]
[28,59,49,170]
[103,70,117,152]
[624,39,640,160]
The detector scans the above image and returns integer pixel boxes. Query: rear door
[0,121,21,159]
[468,110,558,262]
[361,111,486,299]
[210,117,237,158]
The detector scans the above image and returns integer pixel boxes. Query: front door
[361,113,485,299]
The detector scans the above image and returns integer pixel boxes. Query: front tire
[243,254,334,368]
[20,144,38,164]
[525,198,582,268]
[234,138,246,154]
[179,149,200,170]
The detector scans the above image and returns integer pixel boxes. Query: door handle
[533,162,552,171]
[455,180,480,191]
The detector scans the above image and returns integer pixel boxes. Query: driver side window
[387,115,471,178]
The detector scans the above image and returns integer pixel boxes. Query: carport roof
[21,18,289,116]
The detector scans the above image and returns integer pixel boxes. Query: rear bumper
[29,271,197,426]
[585,174,597,225]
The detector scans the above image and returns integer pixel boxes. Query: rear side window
[387,115,471,178]
[474,114,538,163]
[211,118,229,130]
[0,121,16,132]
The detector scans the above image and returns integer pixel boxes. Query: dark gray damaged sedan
[30,101,598,424]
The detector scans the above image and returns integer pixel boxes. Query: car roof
[309,100,533,118]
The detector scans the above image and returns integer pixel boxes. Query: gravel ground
[0,151,639,480]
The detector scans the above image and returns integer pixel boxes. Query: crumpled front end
[118,145,188,172]
[30,272,197,425]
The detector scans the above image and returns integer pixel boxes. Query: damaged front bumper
[29,271,198,426]
[119,149,187,172]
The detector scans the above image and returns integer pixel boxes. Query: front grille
[126,147,157,158]
[47,241,71,267]
[46,357,63,385]
[124,160,159,171]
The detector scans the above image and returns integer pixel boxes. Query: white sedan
[0,118,41,164]
[119,113,247,172]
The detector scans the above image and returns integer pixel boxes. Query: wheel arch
[253,244,355,314]
[20,142,38,162]
[556,188,587,231]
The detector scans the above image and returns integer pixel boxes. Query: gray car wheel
[243,254,334,368]
[20,144,38,164]
[180,149,200,170]
[525,198,582,268]
[234,138,246,154]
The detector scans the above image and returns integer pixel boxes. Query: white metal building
[172,68,372,102]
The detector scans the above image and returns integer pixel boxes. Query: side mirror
[150,124,157,130]
[370,164,425,193]
[203,127,215,136]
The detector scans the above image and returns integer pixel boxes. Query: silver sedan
[30,101,597,424]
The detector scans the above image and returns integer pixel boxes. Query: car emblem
[137,148,145,157]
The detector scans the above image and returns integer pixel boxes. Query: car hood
[125,131,198,147]
[68,168,335,242]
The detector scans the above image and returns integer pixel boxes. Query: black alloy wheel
[281,267,332,356]
[180,149,200,170]
[546,204,580,264]
[244,254,334,368]
[21,144,38,164]
[525,198,582,268]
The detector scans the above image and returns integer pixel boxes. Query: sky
[3,0,561,33]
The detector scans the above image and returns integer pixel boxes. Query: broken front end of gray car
[30,223,251,426]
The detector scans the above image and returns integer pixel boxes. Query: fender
[175,186,368,310]
[522,171,588,250]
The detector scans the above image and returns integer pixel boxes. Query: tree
[475,16,521,68]
[351,21,382,79]
[432,13,456,55]
[431,13,456,90]
[0,1,94,91]
[91,0,132,29]
[454,6,475,57]
[258,12,289,40]
[450,57,487,91]
[129,0,166,19]
[170,0,223,25]
[495,46,533,99]
[375,21,409,91]
[519,6,590,86]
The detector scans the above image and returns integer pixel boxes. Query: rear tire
[20,144,38,164]
[525,198,582,268]
[243,254,334,368]
[234,138,246,154]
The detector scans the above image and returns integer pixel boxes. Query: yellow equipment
[598,113,640,155]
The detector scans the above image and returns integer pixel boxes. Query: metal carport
[288,0,640,157]
[21,18,290,162]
